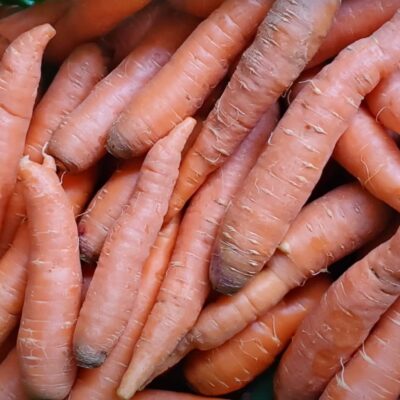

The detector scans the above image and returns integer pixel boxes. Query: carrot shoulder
[210,11,400,294]
[0,348,27,400]
[167,0,224,18]
[107,0,274,159]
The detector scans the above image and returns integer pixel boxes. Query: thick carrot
[0,24,55,233]
[309,0,400,69]
[185,277,330,396]
[73,118,195,369]
[167,0,340,221]
[274,225,400,400]
[133,391,219,400]
[210,11,400,295]
[70,215,181,400]
[107,0,274,159]
[0,349,27,400]
[321,298,400,400]
[48,11,198,172]
[167,0,224,17]
[78,159,142,263]
[46,0,151,63]
[117,108,278,399]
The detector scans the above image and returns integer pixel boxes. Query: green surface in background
[0,0,41,7]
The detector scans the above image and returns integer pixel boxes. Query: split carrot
[210,11,400,294]
[167,0,224,17]
[48,11,198,172]
[133,391,219,400]
[73,118,195,369]
[117,107,278,399]
[107,0,274,159]
[0,349,26,400]
[70,215,181,400]
[167,0,340,221]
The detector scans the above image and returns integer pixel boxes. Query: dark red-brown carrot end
[106,125,135,159]
[74,344,107,369]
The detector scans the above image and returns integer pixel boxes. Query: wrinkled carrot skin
[321,298,400,400]
[168,0,224,17]
[46,0,151,63]
[133,391,219,400]
[107,0,274,159]
[118,108,278,399]
[78,159,142,263]
[187,183,392,351]
[308,0,400,68]
[274,226,400,400]
[74,119,195,370]
[71,216,180,400]
[49,11,198,173]
[168,0,340,221]
[0,349,27,400]
[210,12,400,295]
[185,277,330,396]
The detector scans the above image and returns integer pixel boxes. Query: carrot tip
[74,344,107,368]
[106,127,134,159]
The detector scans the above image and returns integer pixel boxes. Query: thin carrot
[167,0,224,17]
[0,349,27,400]
[185,277,330,396]
[210,11,400,295]
[48,11,198,172]
[167,0,340,221]
[46,0,152,63]
[73,118,195,369]
[117,107,278,399]
[133,391,219,400]
[274,225,400,400]
[107,0,274,159]
[71,215,181,400]
[321,298,400,400]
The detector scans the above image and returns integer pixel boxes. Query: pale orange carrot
[168,0,224,17]
[0,348,27,400]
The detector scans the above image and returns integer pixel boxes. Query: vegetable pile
[0,0,400,399]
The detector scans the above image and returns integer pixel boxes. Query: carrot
[70,215,181,400]
[309,0,400,68]
[0,24,55,234]
[167,0,340,221]
[117,108,278,399]
[73,118,195,369]
[167,0,224,17]
[48,11,198,173]
[81,263,96,304]
[321,298,400,400]
[274,225,400,400]
[133,391,219,400]
[210,11,400,295]
[0,349,27,400]
[107,0,275,159]
[0,328,17,364]
[46,0,152,63]
[185,277,330,396]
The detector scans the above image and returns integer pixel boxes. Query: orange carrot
[321,298,400,400]
[133,391,219,400]
[167,0,340,221]
[167,0,224,17]
[185,277,330,396]
[107,0,274,159]
[0,348,27,400]
[70,215,181,400]
[73,118,195,369]
[46,0,152,63]
[78,159,142,263]
[117,108,278,399]
[210,11,400,294]
[274,225,400,400]
[48,11,198,172]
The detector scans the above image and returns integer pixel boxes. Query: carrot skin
[0,348,27,400]
[167,0,224,18]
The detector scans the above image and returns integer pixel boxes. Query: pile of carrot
[1,0,400,399]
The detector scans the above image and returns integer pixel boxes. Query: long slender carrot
[107,0,274,159]
[210,11,400,295]
[73,118,195,369]
[117,108,278,399]
[70,215,181,400]
[48,11,198,173]
[133,391,219,400]
[274,225,400,400]
[185,277,330,396]
[321,298,400,400]
[0,349,27,400]
[167,0,224,17]
[167,0,340,221]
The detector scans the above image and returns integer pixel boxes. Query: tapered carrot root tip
[74,344,107,368]
[106,127,134,159]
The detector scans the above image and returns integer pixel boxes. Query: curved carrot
[133,391,219,400]
[167,0,340,221]
[107,0,274,159]
[0,349,27,400]
[48,11,198,172]
[167,0,224,18]
[185,277,330,396]
[71,215,180,400]
[117,108,278,399]
[210,11,400,294]
[274,225,400,400]
[321,298,400,400]
[73,118,195,369]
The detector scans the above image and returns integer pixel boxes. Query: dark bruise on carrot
[107,0,274,159]
[167,0,224,18]
[210,11,400,295]
[167,0,340,221]
[0,348,27,400]
[73,118,195,370]
[48,10,198,172]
